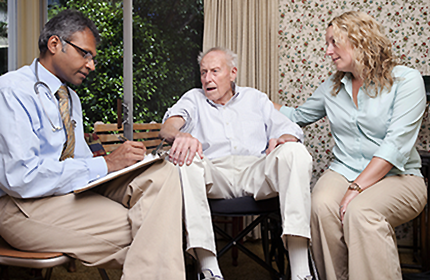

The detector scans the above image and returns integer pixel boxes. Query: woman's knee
[343,202,382,235]
[311,172,346,219]
[311,187,335,219]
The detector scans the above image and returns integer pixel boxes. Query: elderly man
[160,47,313,280]
[0,9,184,280]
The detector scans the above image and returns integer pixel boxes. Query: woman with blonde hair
[275,11,427,279]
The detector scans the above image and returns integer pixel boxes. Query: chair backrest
[94,122,167,153]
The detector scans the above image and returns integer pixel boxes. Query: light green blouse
[280,65,426,181]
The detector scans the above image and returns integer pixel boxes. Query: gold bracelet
[348,182,363,193]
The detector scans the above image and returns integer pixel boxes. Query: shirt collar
[204,83,242,107]
[340,74,353,99]
[31,58,64,98]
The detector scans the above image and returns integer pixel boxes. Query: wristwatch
[348,182,363,193]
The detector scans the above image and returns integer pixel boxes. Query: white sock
[286,235,311,280]
[195,248,223,278]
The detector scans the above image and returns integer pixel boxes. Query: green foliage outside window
[0,1,7,75]
[49,0,203,132]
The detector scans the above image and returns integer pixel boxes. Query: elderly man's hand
[104,141,147,173]
[266,134,299,155]
[169,132,203,166]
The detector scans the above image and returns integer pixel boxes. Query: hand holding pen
[103,135,146,173]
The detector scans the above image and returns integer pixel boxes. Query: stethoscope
[34,59,75,132]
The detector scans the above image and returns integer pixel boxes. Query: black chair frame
[209,196,288,280]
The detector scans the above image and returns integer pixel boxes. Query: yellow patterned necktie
[56,85,75,161]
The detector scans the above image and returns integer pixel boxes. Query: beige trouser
[311,169,427,280]
[0,160,185,280]
[180,142,313,255]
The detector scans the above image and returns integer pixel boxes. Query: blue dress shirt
[163,85,304,160]
[280,65,426,181]
[0,59,107,198]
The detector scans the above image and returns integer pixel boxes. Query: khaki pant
[180,142,313,255]
[311,169,427,280]
[0,160,185,280]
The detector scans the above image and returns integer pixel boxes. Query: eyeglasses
[62,38,98,66]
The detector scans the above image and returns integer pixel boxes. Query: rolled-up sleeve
[266,101,304,142]
[162,90,199,133]
[373,69,426,170]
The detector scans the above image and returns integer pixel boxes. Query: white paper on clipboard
[74,153,162,193]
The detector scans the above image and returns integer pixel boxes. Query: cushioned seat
[209,196,280,215]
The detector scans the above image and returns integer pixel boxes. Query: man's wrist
[280,134,299,142]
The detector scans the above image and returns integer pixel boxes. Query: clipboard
[74,153,163,194]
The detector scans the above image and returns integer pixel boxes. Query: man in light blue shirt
[160,47,314,280]
[0,9,185,279]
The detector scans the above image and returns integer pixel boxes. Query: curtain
[15,0,46,69]
[203,0,279,102]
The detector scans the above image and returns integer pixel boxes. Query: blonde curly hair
[328,11,399,97]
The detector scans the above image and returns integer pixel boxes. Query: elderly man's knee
[276,142,312,167]
[177,154,205,171]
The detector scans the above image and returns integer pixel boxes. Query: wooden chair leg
[29,268,43,279]
[66,259,76,273]
[413,216,419,262]
[0,265,9,280]
[422,205,429,271]
[44,267,53,280]
[98,268,110,280]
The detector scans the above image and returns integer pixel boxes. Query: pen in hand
[117,135,128,142]
[117,135,148,158]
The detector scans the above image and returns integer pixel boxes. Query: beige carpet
[2,240,422,280]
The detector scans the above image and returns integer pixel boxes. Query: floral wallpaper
[278,0,430,185]
[277,0,429,243]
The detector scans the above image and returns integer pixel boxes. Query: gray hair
[197,47,238,68]
[38,9,100,55]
